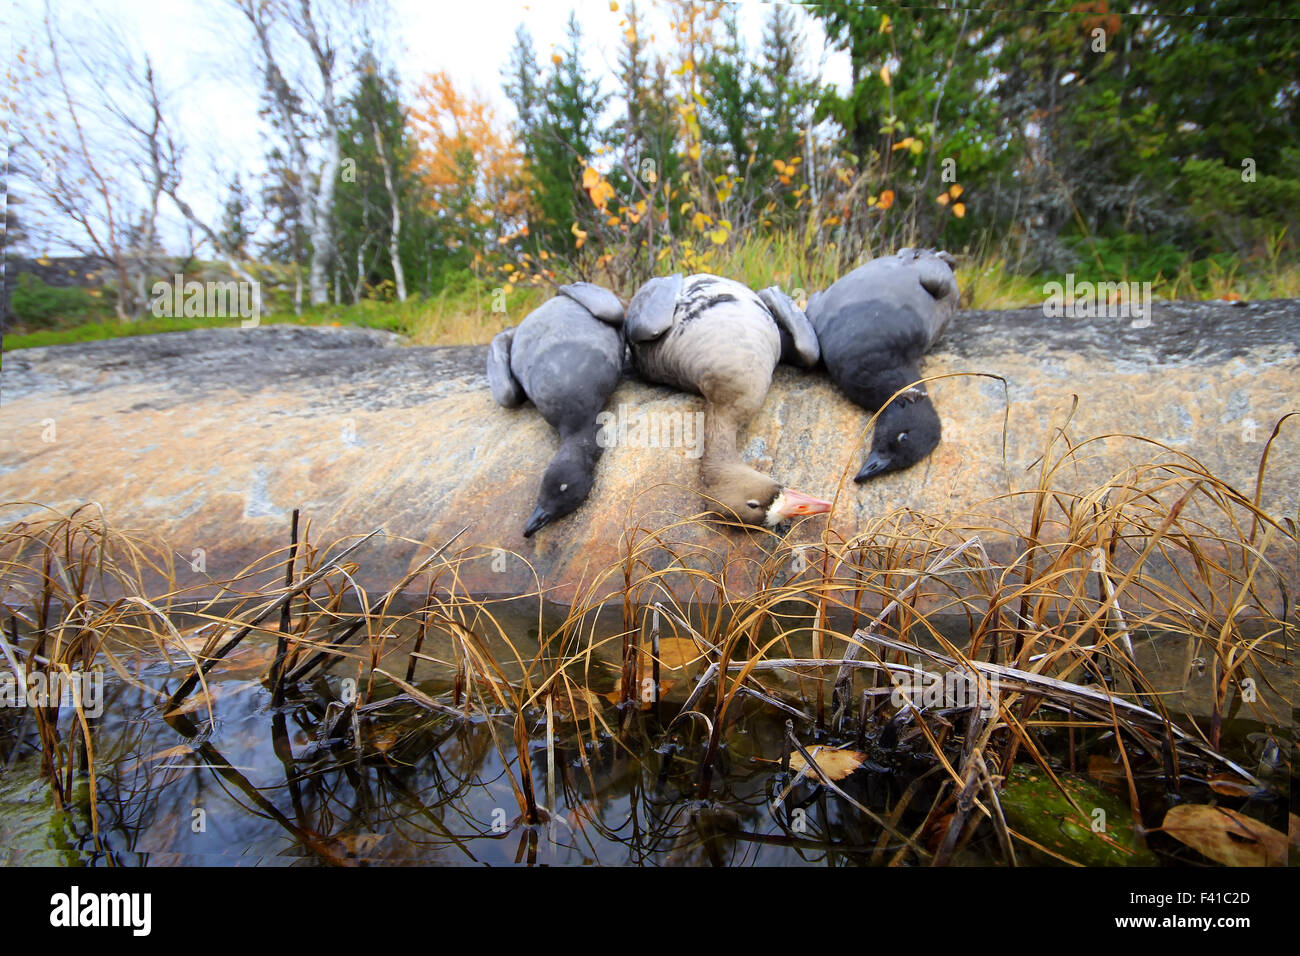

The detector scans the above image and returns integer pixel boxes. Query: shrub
[9,273,103,328]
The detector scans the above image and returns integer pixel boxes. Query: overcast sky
[8,0,851,254]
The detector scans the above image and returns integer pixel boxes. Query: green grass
[2,311,385,353]
[6,238,1299,353]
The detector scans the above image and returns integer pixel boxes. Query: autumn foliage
[408,70,530,253]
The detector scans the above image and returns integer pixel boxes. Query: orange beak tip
[780,489,834,518]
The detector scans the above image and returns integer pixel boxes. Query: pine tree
[334,46,420,301]
[521,12,608,251]
[218,175,251,260]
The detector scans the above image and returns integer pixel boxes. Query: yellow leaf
[949,183,964,199]
[692,211,713,230]
[1160,805,1288,867]
[609,0,618,9]
[582,165,602,189]
[953,202,966,218]
[709,228,728,245]
[688,143,701,161]
[936,193,950,206]
[892,137,913,152]
[789,746,866,783]
[552,53,562,65]
[880,65,891,87]
[880,13,892,33]
[909,139,924,156]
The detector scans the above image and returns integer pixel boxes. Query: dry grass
[0,419,1294,864]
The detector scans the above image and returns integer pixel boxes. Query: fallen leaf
[789,746,865,783]
[369,726,401,753]
[1160,805,1287,866]
[603,676,677,708]
[551,685,605,721]
[1087,755,1127,785]
[1206,773,1260,798]
[650,636,700,670]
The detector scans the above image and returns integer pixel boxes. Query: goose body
[625,273,830,526]
[806,248,958,481]
[487,283,625,536]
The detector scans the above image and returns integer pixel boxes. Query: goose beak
[774,489,833,520]
[523,505,551,538]
[854,452,892,482]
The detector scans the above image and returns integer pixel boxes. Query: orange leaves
[582,164,615,211]
[772,156,802,186]
[409,70,529,252]
[570,221,588,248]
[937,183,966,217]
[876,189,895,210]
[892,136,924,156]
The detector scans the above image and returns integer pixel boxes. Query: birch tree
[234,0,356,305]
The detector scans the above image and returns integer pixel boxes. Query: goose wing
[758,286,820,367]
[558,282,625,326]
[625,273,683,344]
[486,327,525,407]
[915,250,959,346]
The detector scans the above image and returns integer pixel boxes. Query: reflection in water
[0,638,936,866]
[0,626,1288,867]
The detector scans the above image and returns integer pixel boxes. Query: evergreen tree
[508,12,608,250]
[218,174,251,260]
[334,46,422,300]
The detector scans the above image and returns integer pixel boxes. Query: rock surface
[1,300,1297,602]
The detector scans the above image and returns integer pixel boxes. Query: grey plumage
[806,247,959,481]
[487,284,625,536]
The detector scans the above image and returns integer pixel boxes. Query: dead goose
[625,273,832,526]
[805,248,958,481]
[487,282,625,536]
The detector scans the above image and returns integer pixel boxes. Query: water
[0,612,1289,866]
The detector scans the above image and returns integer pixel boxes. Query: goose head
[855,387,941,482]
[524,444,596,537]
[704,462,833,527]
